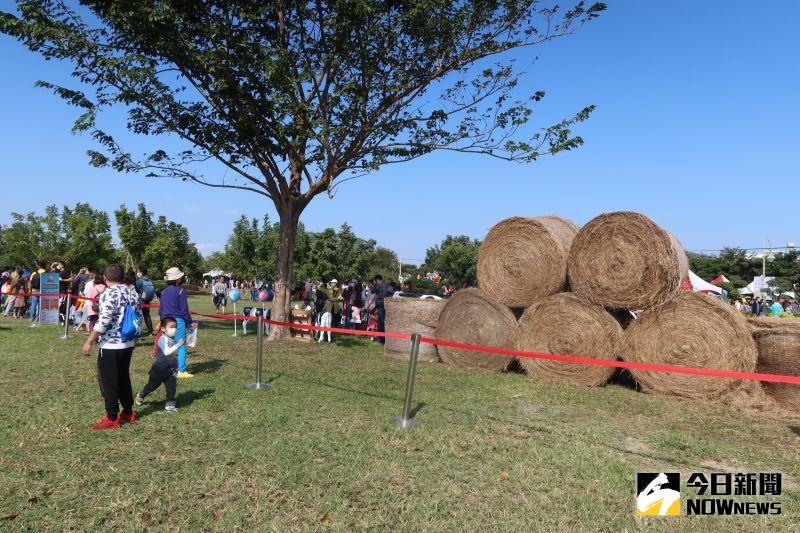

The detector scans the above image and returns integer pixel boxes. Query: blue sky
[1,1,798,265]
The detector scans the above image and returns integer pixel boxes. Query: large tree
[1,0,605,338]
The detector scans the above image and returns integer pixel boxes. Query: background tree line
[0,202,484,292]
[689,248,800,299]
[0,203,202,278]
[204,214,484,293]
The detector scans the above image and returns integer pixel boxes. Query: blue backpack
[120,302,142,342]
[139,279,156,303]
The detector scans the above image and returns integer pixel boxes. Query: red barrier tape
[8,291,799,385]
[420,336,800,385]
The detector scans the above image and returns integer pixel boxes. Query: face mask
[164,327,177,338]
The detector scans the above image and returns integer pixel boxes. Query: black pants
[141,306,154,335]
[139,359,177,403]
[375,305,386,344]
[97,346,135,420]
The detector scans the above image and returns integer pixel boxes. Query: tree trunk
[268,204,301,340]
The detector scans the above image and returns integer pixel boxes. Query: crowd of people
[734,295,799,317]
[203,274,401,343]
[1,261,195,430]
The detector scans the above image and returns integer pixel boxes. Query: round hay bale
[516,293,622,386]
[620,292,757,400]
[477,216,578,308]
[753,328,800,410]
[384,297,446,362]
[747,315,800,332]
[435,288,517,371]
[568,211,688,310]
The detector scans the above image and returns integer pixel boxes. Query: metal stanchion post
[390,333,421,429]
[232,301,238,337]
[246,316,270,390]
[59,293,71,340]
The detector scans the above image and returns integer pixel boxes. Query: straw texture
[435,288,517,371]
[621,292,757,400]
[477,216,578,308]
[568,211,688,310]
[516,293,622,386]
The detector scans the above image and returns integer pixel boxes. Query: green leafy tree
[60,203,117,270]
[115,203,157,268]
[1,0,604,337]
[142,216,203,278]
[200,251,228,274]
[0,204,115,270]
[369,247,401,283]
[423,235,481,287]
[115,205,203,278]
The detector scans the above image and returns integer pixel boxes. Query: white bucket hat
[164,267,185,281]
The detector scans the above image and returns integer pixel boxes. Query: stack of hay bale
[429,210,779,406]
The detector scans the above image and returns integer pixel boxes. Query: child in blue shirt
[135,317,182,413]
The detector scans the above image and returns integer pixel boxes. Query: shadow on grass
[280,373,553,435]
[332,334,374,349]
[790,426,800,438]
[188,358,227,374]
[138,387,215,417]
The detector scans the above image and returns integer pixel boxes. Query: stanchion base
[59,335,71,340]
[232,333,239,337]
[30,323,40,328]
[389,417,419,429]
[246,382,271,390]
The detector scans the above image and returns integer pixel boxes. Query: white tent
[739,276,775,296]
[203,268,230,278]
[681,270,723,294]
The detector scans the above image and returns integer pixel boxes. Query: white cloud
[181,205,201,214]
[217,208,239,216]
[196,243,221,251]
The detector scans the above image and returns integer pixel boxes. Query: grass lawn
[1,294,799,530]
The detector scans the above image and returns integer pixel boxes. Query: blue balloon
[228,289,241,303]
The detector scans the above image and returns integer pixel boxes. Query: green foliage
[216,217,400,285]
[423,235,482,287]
[220,215,278,280]
[0,203,116,270]
[1,0,604,319]
[409,276,442,295]
[115,204,156,267]
[115,204,203,279]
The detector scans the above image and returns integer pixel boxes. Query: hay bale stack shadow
[620,292,757,401]
[516,293,622,386]
[435,288,517,372]
[568,211,688,311]
[384,297,446,362]
[477,216,578,309]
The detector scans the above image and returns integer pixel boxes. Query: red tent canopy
[710,275,729,286]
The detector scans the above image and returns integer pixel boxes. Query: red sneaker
[89,416,120,430]
[118,411,138,424]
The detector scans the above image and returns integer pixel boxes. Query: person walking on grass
[81,264,144,430]
[159,267,196,378]
[135,317,181,413]
[136,267,156,335]
[212,276,228,313]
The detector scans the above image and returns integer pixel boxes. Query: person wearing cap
[159,267,195,378]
